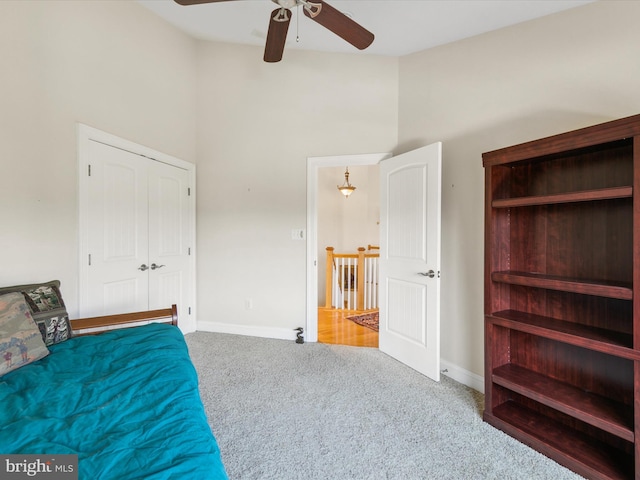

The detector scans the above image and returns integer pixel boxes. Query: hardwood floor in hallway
[317,307,378,348]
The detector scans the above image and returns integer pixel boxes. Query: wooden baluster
[357,247,365,310]
[325,247,335,308]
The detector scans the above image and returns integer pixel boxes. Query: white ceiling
[137,0,595,57]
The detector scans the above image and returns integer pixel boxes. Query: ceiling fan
[174,0,375,63]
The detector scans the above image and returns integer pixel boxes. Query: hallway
[317,307,378,348]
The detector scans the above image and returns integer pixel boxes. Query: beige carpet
[185,331,584,480]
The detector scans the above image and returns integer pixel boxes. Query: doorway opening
[306,153,391,347]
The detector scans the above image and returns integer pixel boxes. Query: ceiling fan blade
[303,1,374,50]
[174,0,238,5]
[264,8,291,63]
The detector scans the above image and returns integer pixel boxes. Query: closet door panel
[148,161,191,322]
[85,140,149,317]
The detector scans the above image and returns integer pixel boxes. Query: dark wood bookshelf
[491,271,633,300]
[492,364,633,441]
[483,114,640,480]
[492,186,633,208]
[487,402,634,480]
[488,311,639,360]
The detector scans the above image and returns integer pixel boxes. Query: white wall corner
[441,358,484,394]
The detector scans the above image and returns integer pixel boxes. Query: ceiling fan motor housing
[272,0,298,8]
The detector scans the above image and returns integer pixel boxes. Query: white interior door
[379,142,442,381]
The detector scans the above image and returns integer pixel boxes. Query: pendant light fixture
[337,167,356,197]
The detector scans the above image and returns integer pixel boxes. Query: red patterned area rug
[346,312,379,332]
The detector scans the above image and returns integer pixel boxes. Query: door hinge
[88,254,92,266]
[188,247,191,256]
[188,307,191,315]
[88,164,91,176]
[187,187,191,196]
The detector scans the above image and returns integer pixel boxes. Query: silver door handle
[419,270,435,278]
[150,263,165,270]
[138,264,149,271]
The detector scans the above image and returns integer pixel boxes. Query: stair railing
[325,246,379,311]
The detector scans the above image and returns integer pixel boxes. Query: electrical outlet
[291,229,306,240]
[244,298,253,310]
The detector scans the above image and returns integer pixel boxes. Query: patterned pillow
[0,281,72,346]
[0,293,49,377]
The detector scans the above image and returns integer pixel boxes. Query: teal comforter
[0,323,228,480]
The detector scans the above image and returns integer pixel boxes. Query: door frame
[77,124,197,332]
[306,152,391,343]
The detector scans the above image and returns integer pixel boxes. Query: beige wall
[398,0,640,380]
[195,42,397,332]
[0,1,197,317]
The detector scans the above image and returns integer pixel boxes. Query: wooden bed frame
[70,304,178,336]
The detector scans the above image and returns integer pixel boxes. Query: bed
[0,281,227,480]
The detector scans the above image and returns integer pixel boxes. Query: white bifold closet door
[83,139,191,321]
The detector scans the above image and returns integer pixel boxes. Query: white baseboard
[197,321,298,342]
[440,359,484,394]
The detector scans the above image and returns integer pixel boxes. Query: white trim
[77,124,194,170]
[77,124,197,333]
[306,153,392,343]
[197,321,298,342]
[440,359,484,393]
